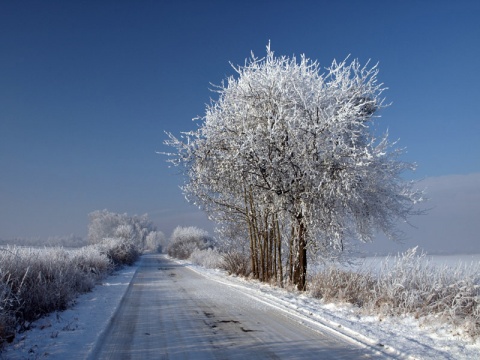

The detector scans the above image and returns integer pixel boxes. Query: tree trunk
[245,186,260,279]
[259,232,265,281]
[292,219,307,291]
[275,215,283,287]
[273,218,277,282]
[288,226,294,283]
[248,218,257,278]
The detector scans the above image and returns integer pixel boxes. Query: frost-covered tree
[166,226,213,259]
[87,210,156,251]
[165,44,423,290]
[145,231,166,253]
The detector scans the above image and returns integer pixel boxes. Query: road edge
[84,259,142,360]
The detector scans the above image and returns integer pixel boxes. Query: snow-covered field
[2,254,479,359]
[356,253,480,273]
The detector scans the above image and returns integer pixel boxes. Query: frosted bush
[221,251,251,277]
[167,226,213,260]
[87,210,156,250]
[189,248,223,269]
[114,224,134,241]
[96,237,140,267]
[144,231,166,253]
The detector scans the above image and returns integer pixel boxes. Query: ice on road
[89,254,383,359]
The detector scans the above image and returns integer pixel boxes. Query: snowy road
[89,254,385,359]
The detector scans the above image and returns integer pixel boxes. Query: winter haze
[1,1,479,254]
[361,173,480,254]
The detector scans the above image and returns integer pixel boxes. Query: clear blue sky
[1,1,479,252]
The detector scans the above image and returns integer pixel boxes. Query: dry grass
[310,267,376,307]
[0,237,140,347]
[310,248,480,339]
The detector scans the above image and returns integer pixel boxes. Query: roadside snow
[2,255,479,359]
[1,265,138,359]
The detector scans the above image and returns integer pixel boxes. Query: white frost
[3,255,479,359]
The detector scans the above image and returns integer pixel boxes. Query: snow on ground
[2,255,479,359]
[1,266,139,360]
[182,260,480,360]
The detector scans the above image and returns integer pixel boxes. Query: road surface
[89,254,387,359]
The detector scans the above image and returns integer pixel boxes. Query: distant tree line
[87,209,166,256]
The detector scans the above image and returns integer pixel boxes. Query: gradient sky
[1,1,479,253]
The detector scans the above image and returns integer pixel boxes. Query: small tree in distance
[165,44,424,290]
[87,210,159,259]
[166,226,213,260]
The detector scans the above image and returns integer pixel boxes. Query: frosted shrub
[88,210,156,250]
[221,251,251,277]
[96,237,140,267]
[189,248,222,269]
[167,226,213,260]
[144,231,166,253]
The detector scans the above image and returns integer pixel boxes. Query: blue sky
[1,1,479,253]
